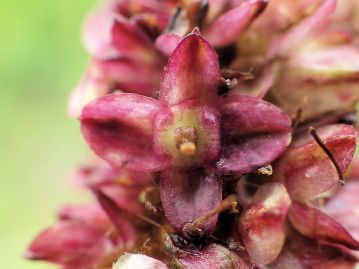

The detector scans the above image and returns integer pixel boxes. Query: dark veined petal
[80,93,171,172]
[238,183,291,265]
[217,93,292,174]
[160,30,222,106]
[178,243,251,269]
[289,202,359,250]
[205,0,268,47]
[276,124,357,202]
[160,168,222,238]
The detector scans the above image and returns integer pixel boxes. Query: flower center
[174,127,198,156]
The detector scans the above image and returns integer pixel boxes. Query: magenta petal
[112,17,164,65]
[95,191,136,247]
[205,0,268,47]
[160,30,222,106]
[160,168,222,237]
[25,221,110,267]
[238,183,291,265]
[80,93,171,172]
[325,181,359,243]
[275,0,337,56]
[269,230,358,269]
[57,204,110,231]
[289,202,359,250]
[178,243,251,269]
[155,33,181,58]
[68,59,160,118]
[217,93,292,174]
[277,124,357,202]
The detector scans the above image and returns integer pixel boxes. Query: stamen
[175,127,198,156]
[179,142,196,156]
[308,127,345,186]
[183,195,238,238]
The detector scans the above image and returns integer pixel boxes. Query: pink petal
[289,202,359,250]
[205,0,268,47]
[159,30,222,106]
[325,181,359,243]
[274,0,337,56]
[57,204,110,231]
[238,183,291,265]
[95,191,137,247]
[269,230,358,269]
[155,33,181,58]
[112,17,164,65]
[68,59,161,118]
[25,221,111,267]
[82,0,120,59]
[80,93,171,172]
[288,45,359,83]
[160,168,222,238]
[276,124,357,202]
[217,93,292,174]
[178,243,251,269]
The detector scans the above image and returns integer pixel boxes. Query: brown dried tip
[308,127,345,186]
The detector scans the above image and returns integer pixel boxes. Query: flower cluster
[27,0,359,268]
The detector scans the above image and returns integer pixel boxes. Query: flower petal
[113,253,168,269]
[80,93,171,172]
[178,243,251,269]
[160,30,222,106]
[238,183,291,265]
[160,168,222,238]
[25,221,111,267]
[68,59,161,118]
[268,230,358,269]
[205,0,268,47]
[112,17,164,65]
[217,93,292,174]
[289,202,359,250]
[95,191,137,247]
[155,33,181,58]
[82,0,119,59]
[274,0,337,56]
[276,124,357,202]
[325,181,359,243]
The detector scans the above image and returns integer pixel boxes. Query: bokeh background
[0,0,95,268]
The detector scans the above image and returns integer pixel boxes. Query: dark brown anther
[292,96,308,129]
[308,127,345,186]
[182,195,238,239]
[174,127,198,156]
[221,68,254,80]
[139,186,162,214]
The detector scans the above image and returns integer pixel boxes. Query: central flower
[80,29,292,174]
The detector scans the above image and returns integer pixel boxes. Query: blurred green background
[0,0,95,268]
